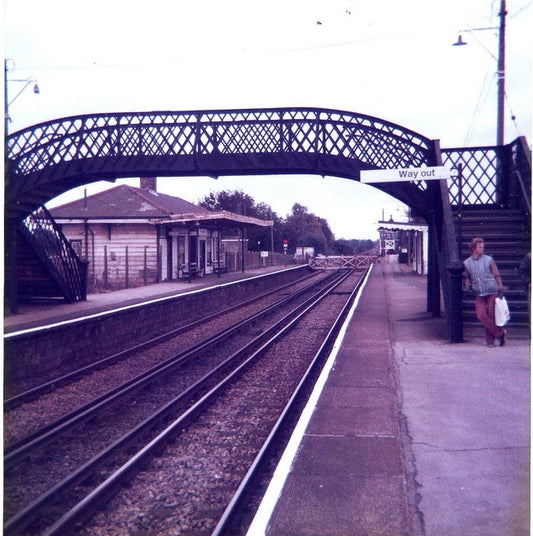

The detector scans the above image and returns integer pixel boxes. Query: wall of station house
[59,221,223,290]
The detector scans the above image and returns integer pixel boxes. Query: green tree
[282,203,335,254]
[197,191,376,255]
[333,238,377,254]
[198,190,282,251]
[333,239,355,255]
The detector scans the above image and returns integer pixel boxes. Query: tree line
[199,190,376,255]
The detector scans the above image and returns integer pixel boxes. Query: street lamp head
[450,163,463,180]
[33,83,40,94]
[452,34,467,46]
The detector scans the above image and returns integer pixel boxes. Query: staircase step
[456,204,530,329]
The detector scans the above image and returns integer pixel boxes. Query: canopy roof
[155,210,273,230]
[377,220,428,232]
[49,184,272,230]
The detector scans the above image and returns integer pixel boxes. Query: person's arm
[462,262,472,291]
[490,259,504,297]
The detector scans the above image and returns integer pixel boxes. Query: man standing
[463,237,507,347]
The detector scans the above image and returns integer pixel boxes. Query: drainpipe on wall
[241,227,245,273]
[84,221,95,290]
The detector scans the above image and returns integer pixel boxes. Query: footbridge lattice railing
[442,136,531,214]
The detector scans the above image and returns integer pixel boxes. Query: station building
[377,217,428,275]
[49,178,273,290]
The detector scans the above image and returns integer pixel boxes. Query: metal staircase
[13,206,88,304]
[443,136,531,334]
[455,207,530,329]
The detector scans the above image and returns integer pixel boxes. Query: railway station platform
[3,261,530,535]
[248,260,530,536]
[3,266,287,334]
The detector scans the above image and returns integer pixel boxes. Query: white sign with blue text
[360,166,450,184]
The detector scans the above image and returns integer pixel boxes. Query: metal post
[4,59,9,138]
[187,229,191,283]
[125,246,129,288]
[196,222,200,276]
[456,163,463,257]
[241,227,245,273]
[447,260,464,342]
[104,245,108,288]
[143,245,148,285]
[427,222,441,317]
[217,225,221,277]
[80,259,89,301]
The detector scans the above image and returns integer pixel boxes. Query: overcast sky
[4,0,531,239]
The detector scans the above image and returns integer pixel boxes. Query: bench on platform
[213,265,229,275]
[180,263,203,279]
[211,260,229,275]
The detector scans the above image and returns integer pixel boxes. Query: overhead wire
[463,66,494,145]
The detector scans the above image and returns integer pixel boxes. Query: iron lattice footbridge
[5,107,439,219]
[5,106,530,342]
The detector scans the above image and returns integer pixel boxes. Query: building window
[70,239,83,257]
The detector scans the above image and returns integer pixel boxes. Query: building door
[189,235,198,265]
[177,236,185,278]
[199,240,206,272]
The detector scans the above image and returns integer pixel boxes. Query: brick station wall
[5,266,310,384]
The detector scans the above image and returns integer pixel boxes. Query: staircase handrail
[512,136,531,217]
[514,169,531,216]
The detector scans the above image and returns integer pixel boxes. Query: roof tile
[49,185,211,219]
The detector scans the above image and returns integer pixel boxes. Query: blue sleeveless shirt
[464,254,499,296]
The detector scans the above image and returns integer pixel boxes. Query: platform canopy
[154,210,273,231]
[377,221,428,232]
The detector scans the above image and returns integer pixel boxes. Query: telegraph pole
[496,0,506,146]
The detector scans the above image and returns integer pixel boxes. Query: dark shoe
[499,329,507,346]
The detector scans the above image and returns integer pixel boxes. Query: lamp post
[450,163,463,256]
[453,0,507,146]
[4,58,40,137]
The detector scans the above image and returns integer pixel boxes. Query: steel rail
[4,271,334,464]
[4,271,320,409]
[4,272,348,536]
[35,269,354,536]
[212,265,371,535]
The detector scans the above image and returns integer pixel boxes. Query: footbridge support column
[447,260,464,343]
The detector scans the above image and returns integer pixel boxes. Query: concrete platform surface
[248,261,530,536]
[392,267,530,536]
[3,266,287,334]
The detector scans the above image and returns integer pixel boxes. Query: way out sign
[360,166,450,184]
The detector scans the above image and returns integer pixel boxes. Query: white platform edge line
[4,267,297,339]
[245,264,374,536]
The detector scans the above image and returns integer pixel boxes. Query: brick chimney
[140,177,157,192]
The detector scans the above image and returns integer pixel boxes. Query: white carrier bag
[495,296,511,327]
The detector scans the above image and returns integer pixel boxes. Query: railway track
[4,267,369,536]
[5,271,322,407]
[5,272,330,459]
